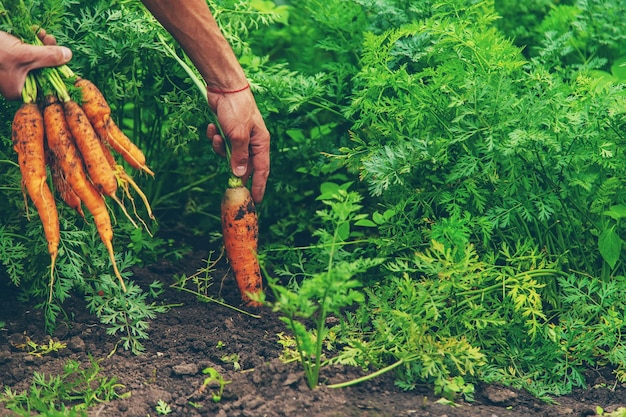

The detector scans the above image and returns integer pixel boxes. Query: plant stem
[42,68,70,102]
[172,285,261,318]
[326,357,414,389]
[157,33,207,102]
[308,220,342,388]
[264,239,372,252]
[21,74,37,103]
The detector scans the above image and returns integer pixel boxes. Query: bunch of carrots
[13,63,155,302]
[6,3,264,308]
[1,0,156,303]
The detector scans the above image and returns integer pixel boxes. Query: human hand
[207,88,270,204]
[0,30,72,100]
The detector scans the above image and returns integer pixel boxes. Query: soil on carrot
[2,236,626,417]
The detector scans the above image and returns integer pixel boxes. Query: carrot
[221,177,263,306]
[95,119,154,176]
[43,96,85,219]
[63,99,117,197]
[74,77,110,129]
[75,77,153,176]
[83,184,127,293]
[12,99,60,301]
[48,148,85,219]
[43,96,126,292]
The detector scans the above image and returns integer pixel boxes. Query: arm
[140,0,270,203]
[0,30,72,100]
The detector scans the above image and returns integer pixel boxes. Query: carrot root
[95,120,154,177]
[64,100,117,197]
[221,184,263,307]
[75,77,153,176]
[12,102,60,302]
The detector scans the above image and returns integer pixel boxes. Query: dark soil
[2,240,626,417]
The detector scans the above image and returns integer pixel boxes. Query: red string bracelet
[206,83,250,94]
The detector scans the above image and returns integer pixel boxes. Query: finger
[229,134,250,179]
[250,167,269,203]
[250,129,271,203]
[37,29,57,46]
[207,124,226,157]
[211,135,227,158]
[21,44,72,70]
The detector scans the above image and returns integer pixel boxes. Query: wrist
[206,82,250,95]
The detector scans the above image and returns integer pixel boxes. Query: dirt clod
[483,384,519,405]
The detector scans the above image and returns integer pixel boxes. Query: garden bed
[2,241,626,417]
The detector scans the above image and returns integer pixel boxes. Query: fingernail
[61,47,72,61]
[235,166,246,176]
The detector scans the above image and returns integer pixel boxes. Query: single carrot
[74,77,110,129]
[75,77,153,176]
[221,177,263,307]
[12,100,60,301]
[48,147,85,219]
[84,185,127,293]
[44,96,126,292]
[43,96,85,219]
[94,119,154,176]
[63,99,117,197]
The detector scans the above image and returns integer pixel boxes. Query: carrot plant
[342,0,626,276]
[265,183,383,389]
[336,239,567,400]
[84,277,172,355]
[0,356,127,415]
[193,367,231,403]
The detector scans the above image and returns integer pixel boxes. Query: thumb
[20,44,72,70]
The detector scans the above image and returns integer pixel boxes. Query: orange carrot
[74,77,110,129]
[63,99,117,197]
[48,148,85,219]
[44,97,126,292]
[75,77,153,176]
[221,178,263,306]
[95,119,154,176]
[12,101,60,300]
[43,96,85,219]
[83,184,127,292]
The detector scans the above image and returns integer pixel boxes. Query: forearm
[140,0,248,90]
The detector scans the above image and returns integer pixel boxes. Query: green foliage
[555,275,626,382]
[155,399,172,415]
[496,0,626,75]
[0,356,126,415]
[341,0,626,278]
[171,252,260,317]
[85,278,171,355]
[310,0,626,399]
[494,0,554,53]
[267,183,383,389]
[338,239,564,398]
[12,336,66,358]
